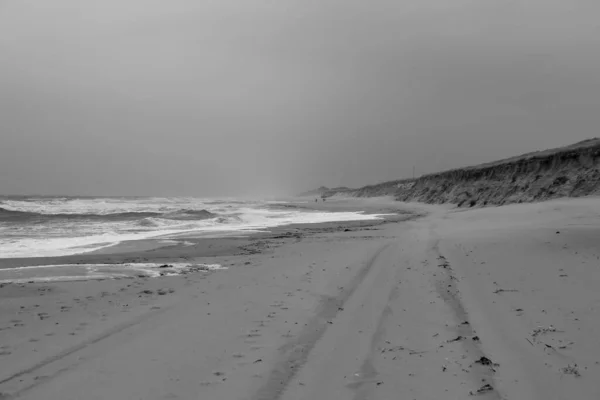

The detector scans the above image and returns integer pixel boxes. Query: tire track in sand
[250,243,393,400]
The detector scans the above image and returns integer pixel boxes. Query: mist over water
[1,1,600,197]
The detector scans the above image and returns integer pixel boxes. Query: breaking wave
[0,196,386,258]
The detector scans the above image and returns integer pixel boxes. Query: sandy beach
[3,0,599,398]
[1,197,600,399]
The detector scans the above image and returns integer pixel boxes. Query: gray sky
[1,0,599,197]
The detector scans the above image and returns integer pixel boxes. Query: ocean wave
[137,212,235,229]
[0,197,217,216]
[204,200,250,205]
[0,196,390,258]
[0,206,218,224]
[0,207,29,221]
[215,216,240,224]
[136,217,197,229]
[161,209,217,221]
[0,207,161,222]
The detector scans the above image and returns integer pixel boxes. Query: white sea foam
[0,197,389,258]
[0,275,129,284]
[0,263,225,283]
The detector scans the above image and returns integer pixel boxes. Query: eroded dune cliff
[312,138,600,207]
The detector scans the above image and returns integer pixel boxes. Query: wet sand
[1,197,600,399]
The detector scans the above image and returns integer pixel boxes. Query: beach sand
[1,197,599,399]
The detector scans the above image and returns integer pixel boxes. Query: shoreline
[0,198,423,398]
[1,197,599,399]
[0,196,396,262]
[0,197,410,271]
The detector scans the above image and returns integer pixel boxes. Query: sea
[0,196,384,259]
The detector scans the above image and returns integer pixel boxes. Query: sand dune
[312,138,600,208]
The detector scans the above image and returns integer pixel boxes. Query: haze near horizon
[1,0,599,197]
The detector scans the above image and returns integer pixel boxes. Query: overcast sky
[1,0,599,197]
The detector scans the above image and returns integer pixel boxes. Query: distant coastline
[302,138,600,207]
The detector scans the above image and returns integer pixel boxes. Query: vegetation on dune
[302,138,600,207]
